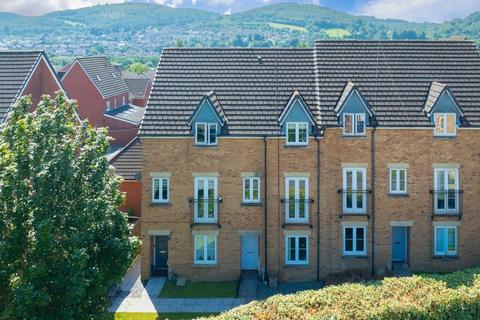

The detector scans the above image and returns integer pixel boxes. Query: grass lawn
[324,28,351,38]
[268,22,307,32]
[159,280,237,298]
[112,312,217,320]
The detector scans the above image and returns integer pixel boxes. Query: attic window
[434,113,456,136]
[96,75,102,82]
[343,113,365,136]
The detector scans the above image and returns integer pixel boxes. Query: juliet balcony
[430,189,463,219]
[281,198,314,227]
[338,189,372,218]
[189,197,222,226]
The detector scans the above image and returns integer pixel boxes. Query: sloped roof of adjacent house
[104,103,145,125]
[67,56,129,98]
[109,137,142,181]
[141,41,480,136]
[0,51,57,123]
[125,78,151,98]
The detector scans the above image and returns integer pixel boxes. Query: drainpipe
[370,124,377,276]
[263,136,268,282]
[315,134,321,282]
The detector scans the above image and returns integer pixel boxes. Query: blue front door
[392,227,407,262]
[241,234,258,270]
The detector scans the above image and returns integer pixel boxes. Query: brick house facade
[139,41,480,282]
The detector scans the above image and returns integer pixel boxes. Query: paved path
[109,259,247,313]
[238,270,258,300]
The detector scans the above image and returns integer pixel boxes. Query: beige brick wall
[141,128,480,282]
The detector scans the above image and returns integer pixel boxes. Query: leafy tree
[128,62,148,74]
[174,38,184,48]
[0,92,139,319]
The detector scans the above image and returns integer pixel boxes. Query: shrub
[204,267,480,320]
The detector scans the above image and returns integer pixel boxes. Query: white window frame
[434,168,459,214]
[434,113,456,137]
[194,177,218,223]
[194,235,217,264]
[285,235,308,265]
[123,96,126,105]
[242,177,260,203]
[151,177,169,203]
[342,167,367,214]
[286,122,309,145]
[195,122,218,146]
[343,225,367,256]
[285,177,309,223]
[343,113,366,136]
[389,168,407,194]
[106,101,111,111]
[434,226,457,256]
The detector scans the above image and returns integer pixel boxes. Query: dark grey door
[152,236,168,275]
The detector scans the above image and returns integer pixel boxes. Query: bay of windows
[434,226,457,256]
[194,235,217,264]
[285,235,308,264]
[343,226,366,256]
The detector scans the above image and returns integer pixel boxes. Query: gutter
[315,134,321,282]
[370,125,377,276]
[263,136,268,282]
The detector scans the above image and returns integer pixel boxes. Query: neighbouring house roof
[125,78,151,99]
[0,51,59,123]
[109,137,142,181]
[122,70,156,80]
[67,56,129,98]
[141,41,480,136]
[104,103,145,125]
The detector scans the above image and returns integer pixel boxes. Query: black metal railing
[337,189,371,217]
[280,198,314,225]
[430,190,462,217]
[189,198,222,224]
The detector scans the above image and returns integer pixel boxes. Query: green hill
[0,2,478,56]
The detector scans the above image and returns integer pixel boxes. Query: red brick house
[61,56,145,145]
[0,51,63,123]
[124,78,152,108]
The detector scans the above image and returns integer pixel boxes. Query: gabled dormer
[188,91,228,146]
[335,82,374,137]
[424,82,463,137]
[278,91,316,146]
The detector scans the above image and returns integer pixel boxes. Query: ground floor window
[343,226,366,256]
[285,235,308,265]
[434,226,457,256]
[194,235,217,264]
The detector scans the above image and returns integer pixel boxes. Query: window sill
[284,263,310,268]
[193,144,219,149]
[241,202,263,207]
[342,255,368,259]
[433,255,459,260]
[433,135,457,139]
[388,193,409,197]
[150,202,171,207]
[192,263,218,267]
[284,144,310,148]
[342,134,366,139]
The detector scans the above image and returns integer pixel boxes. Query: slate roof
[125,78,151,98]
[0,51,43,123]
[104,103,145,125]
[141,41,480,136]
[72,56,129,98]
[109,138,142,181]
[141,48,318,136]
[316,40,480,127]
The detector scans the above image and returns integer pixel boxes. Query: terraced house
[139,40,480,283]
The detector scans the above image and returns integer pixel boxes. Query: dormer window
[434,113,456,136]
[195,122,217,146]
[286,122,308,145]
[343,113,365,136]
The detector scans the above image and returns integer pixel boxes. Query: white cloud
[358,0,480,23]
[224,7,232,14]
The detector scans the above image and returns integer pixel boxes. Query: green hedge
[204,267,480,320]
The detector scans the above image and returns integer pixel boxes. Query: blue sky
[1,0,480,23]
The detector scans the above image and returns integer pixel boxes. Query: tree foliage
[0,92,139,319]
[128,62,149,74]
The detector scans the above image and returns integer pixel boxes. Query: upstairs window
[106,101,111,111]
[195,123,217,146]
[389,168,407,194]
[343,113,365,136]
[243,177,260,203]
[286,122,308,145]
[434,113,456,136]
[152,177,169,203]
